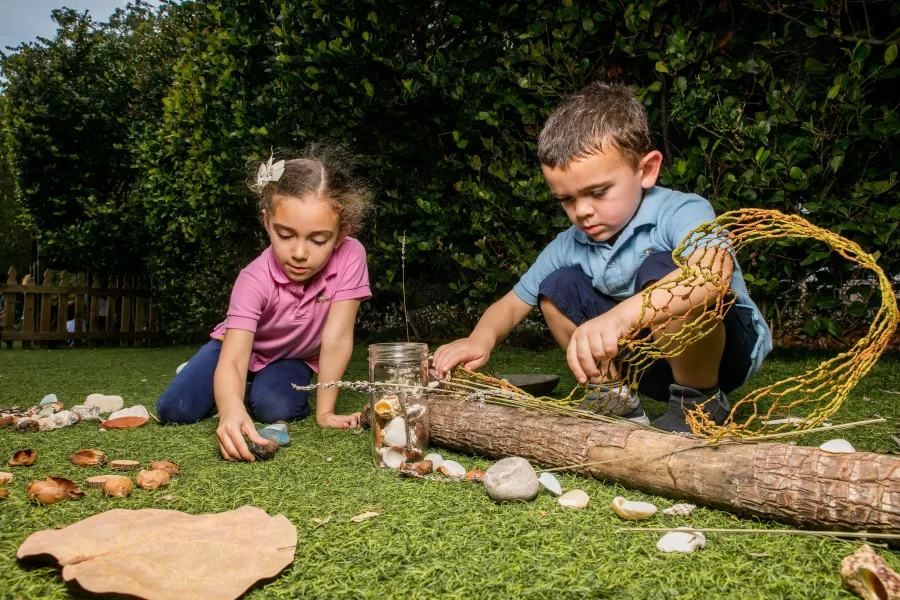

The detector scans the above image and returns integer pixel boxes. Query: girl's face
[263,196,347,283]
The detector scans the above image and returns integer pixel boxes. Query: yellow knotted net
[446,208,898,441]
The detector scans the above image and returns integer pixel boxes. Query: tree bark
[425,396,900,533]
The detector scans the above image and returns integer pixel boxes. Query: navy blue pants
[156,340,313,424]
[537,252,758,403]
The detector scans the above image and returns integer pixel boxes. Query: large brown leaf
[17,506,296,600]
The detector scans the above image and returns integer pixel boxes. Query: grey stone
[258,427,291,447]
[72,405,102,421]
[85,394,124,414]
[483,456,539,502]
[40,394,58,406]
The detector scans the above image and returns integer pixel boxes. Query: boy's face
[542,148,662,243]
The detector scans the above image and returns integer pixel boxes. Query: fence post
[120,277,133,348]
[22,274,35,349]
[74,273,86,335]
[57,271,70,342]
[3,267,17,349]
[39,268,54,348]
[105,277,118,347]
[88,276,101,348]
[134,277,147,348]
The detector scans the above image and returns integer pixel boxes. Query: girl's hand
[216,409,269,461]
[317,412,360,429]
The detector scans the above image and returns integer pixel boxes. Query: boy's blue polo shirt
[513,185,773,378]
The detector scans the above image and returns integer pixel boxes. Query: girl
[157,150,372,462]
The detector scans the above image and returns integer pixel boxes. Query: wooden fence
[0,267,159,349]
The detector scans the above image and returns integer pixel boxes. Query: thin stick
[401,232,409,342]
[617,527,900,540]
[148,411,161,423]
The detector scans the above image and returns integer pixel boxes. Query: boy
[433,82,772,432]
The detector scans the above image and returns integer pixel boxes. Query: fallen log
[425,395,900,534]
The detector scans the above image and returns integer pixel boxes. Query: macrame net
[441,209,898,441]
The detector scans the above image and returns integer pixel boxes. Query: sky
[0,0,163,52]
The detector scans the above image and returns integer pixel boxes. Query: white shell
[762,417,804,426]
[611,496,658,520]
[662,503,697,517]
[374,395,401,419]
[176,361,189,374]
[538,472,562,496]
[558,489,590,509]
[438,460,467,478]
[819,439,856,454]
[382,447,405,469]
[424,453,444,470]
[382,416,407,447]
[657,529,707,553]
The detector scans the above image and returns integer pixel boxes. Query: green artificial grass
[0,344,898,599]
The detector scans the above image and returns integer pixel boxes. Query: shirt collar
[573,186,661,246]
[264,245,339,296]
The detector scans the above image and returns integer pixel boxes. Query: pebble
[176,361,189,374]
[483,457,539,502]
[258,426,291,447]
[37,410,79,431]
[107,405,151,421]
[39,394,58,406]
[819,439,856,454]
[71,405,102,421]
[37,405,58,418]
[558,489,590,509]
[249,440,280,461]
[15,418,40,433]
[266,423,289,433]
[657,529,707,553]
[85,394,124,414]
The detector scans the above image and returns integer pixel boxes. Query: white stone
[71,405,102,421]
[107,405,150,421]
[437,460,466,478]
[819,439,856,454]
[483,457,539,502]
[176,361,189,374]
[37,410,79,431]
[657,529,707,553]
[40,394,58,406]
[558,489,590,509]
[382,416,407,447]
[85,394,124,414]
[611,496,657,520]
[538,472,562,496]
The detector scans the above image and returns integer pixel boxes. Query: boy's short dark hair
[537,81,653,170]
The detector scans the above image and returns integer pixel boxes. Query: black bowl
[498,374,560,396]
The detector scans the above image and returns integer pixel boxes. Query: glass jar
[368,342,429,469]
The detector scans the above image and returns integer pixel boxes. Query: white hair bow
[255,151,285,191]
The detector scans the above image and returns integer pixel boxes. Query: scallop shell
[612,496,657,520]
[558,489,590,509]
[0,472,13,485]
[538,472,562,496]
[8,449,37,467]
[819,439,856,454]
[382,417,407,447]
[382,447,405,469]
[657,528,707,553]
[149,460,181,476]
[423,453,444,470]
[663,503,697,517]
[103,475,133,497]
[374,395,401,419]
[438,460,467,478]
[840,544,900,600]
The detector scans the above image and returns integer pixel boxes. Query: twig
[401,231,409,342]
[148,411,161,423]
[617,527,900,540]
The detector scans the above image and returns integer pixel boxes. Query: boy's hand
[433,336,493,378]
[216,409,269,462]
[318,412,360,429]
[567,310,632,384]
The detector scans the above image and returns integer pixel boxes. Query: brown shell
[110,460,141,471]
[149,461,181,476]
[8,449,37,467]
[15,418,39,433]
[100,416,148,429]
[136,469,170,490]
[0,472,13,485]
[465,469,486,483]
[840,544,900,600]
[400,460,433,477]
[0,415,16,427]
[46,477,85,499]
[27,479,69,505]
[68,449,108,467]
[103,476,133,497]
[0,488,8,498]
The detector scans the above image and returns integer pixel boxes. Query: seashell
[86,475,112,489]
[663,503,697,517]
[819,439,856,454]
[248,440,280,461]
[103,475,133,497]
[612,496,658,520]
[424,453,444,470]
[382,417,407,447]
[9,449,37,467]
[438,460,467,478]
[68,449,108,467]
[136,469,170,490]
[15,418,39,433]
[465,469,486,483]
[39,410,79,431]
[657,528,707,553]
[71,405,102,421]
[374,395,401,419]
[27,479,69,505]
[46,476,85,499]
[0,488,8,498]
[110,460,141,471]
[405,448,423,462]
[0,415,15,427]
[149,460,181,476]
[538,472,562,496]
[840,544,900,600]
[0,472,12,484]
[100,416,148,429]
[406,404,426,419]
[37,404,60,418]
[382,447,405,469]
[400,459,433,476]
[176,361,189,374]
[558,489,590,509]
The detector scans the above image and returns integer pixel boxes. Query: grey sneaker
[579,384,650,425]
[652,384,731,433]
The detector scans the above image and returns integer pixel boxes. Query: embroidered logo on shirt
[316,294,332,303]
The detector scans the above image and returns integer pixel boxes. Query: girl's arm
[214,328,270,461]
[315,299,362,428]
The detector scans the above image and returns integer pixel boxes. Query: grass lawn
[1,344,898,599]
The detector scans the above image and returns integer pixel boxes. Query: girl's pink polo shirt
[209,237,370,373]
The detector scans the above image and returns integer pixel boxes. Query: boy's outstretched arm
[433,291,533,377]
[568,246,734,383]
[317,299,363,428]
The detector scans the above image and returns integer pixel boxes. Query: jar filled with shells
[368,343,429,469]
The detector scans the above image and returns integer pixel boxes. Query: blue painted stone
[40,394,58,406]
[267,423,289,433]
[258,427,291,447]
